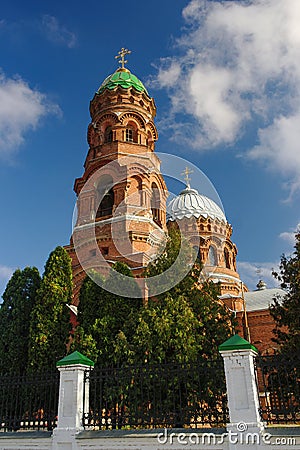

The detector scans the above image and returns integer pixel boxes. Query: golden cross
[115,47,131,69]
[181,167,193,187]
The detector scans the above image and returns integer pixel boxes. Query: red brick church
[65,49,285,354]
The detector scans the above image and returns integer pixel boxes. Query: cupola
[167,186,226,223]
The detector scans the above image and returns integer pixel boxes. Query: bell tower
[66,49,168,305]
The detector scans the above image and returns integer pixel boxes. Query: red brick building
[65,51,285,352]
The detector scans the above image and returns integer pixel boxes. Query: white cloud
[0,71,60,158]
[248,114,300,196]
[279,222,300,245]
[156,60,181,88]
[42,15,77,48]
[154,0,300,193]
[237,261,280,291]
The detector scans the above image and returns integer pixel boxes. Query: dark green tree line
[27,246,72,371]
[0,267,41,374]
[72,262,142,365]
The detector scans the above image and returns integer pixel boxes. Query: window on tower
[104,126,113,143]
[126,128,134,142]
[96,189,114,218]
[96,176,114,218]
[147,131,154,149]
[125,121,138,143]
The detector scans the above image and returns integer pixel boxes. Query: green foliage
[0,267,41,374]
[141,226,234,363]
[128,293,200,364]
[74,229,233,368]
[270,231,300,354]
[27,246,73,371]
[145,226,195,299]
[72,262,142,365]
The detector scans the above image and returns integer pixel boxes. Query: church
[65,49,285,354]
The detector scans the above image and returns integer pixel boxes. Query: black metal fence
[0,371,59,432]
[82,359,228,430]
[256,353,300,424]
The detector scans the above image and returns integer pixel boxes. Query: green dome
[97,69,148,95]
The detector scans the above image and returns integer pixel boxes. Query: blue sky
[0,0,299,297]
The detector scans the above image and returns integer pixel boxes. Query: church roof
[97,68,148,95]
[244,288,286,312]
[167,186,227,223]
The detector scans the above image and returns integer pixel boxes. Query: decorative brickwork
[65,60,280,354]
[66,67,168,304]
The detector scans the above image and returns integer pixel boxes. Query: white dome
[167,186,226,223]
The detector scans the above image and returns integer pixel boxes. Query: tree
[27,246,73,371]
[125,293,200,364]
[270,231,300,354]
[140,226,234,362]
[72,262,142,365]
[0,267,41,374]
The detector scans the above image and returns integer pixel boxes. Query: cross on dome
[115,47,131,70]
[181,167,193,188]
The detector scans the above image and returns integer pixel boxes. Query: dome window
[151,182,161,227]
[208,246,218,266]
[224,248,230,269]
[193,246,201,263]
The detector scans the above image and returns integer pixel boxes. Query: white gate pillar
[219,335,265,450]
[52,351,94,450]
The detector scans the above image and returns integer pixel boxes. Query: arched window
[151,182,161,226]
[96,176,114,218]
[129,176,143,207]
[96,189,114,218]
[125,121,138,143]
[208,246,218,266]
[193,246,201,263]
[146,131,153,149]
[104,126,113,143]
[224,248,230,269]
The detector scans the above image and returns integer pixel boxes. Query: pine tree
[270,231,300,354]
[27,246,72,371]
[0,267,41,374]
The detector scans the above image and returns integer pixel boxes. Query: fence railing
[1,351,299,435]
[256,353,300,425]
[82,358,228,430]
[0,371,59,432]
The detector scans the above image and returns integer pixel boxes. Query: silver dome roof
[167,186,226,223]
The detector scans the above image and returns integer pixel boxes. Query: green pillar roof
[97,68,149,95]
[56,351,94,367]
[219,334,258,353]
